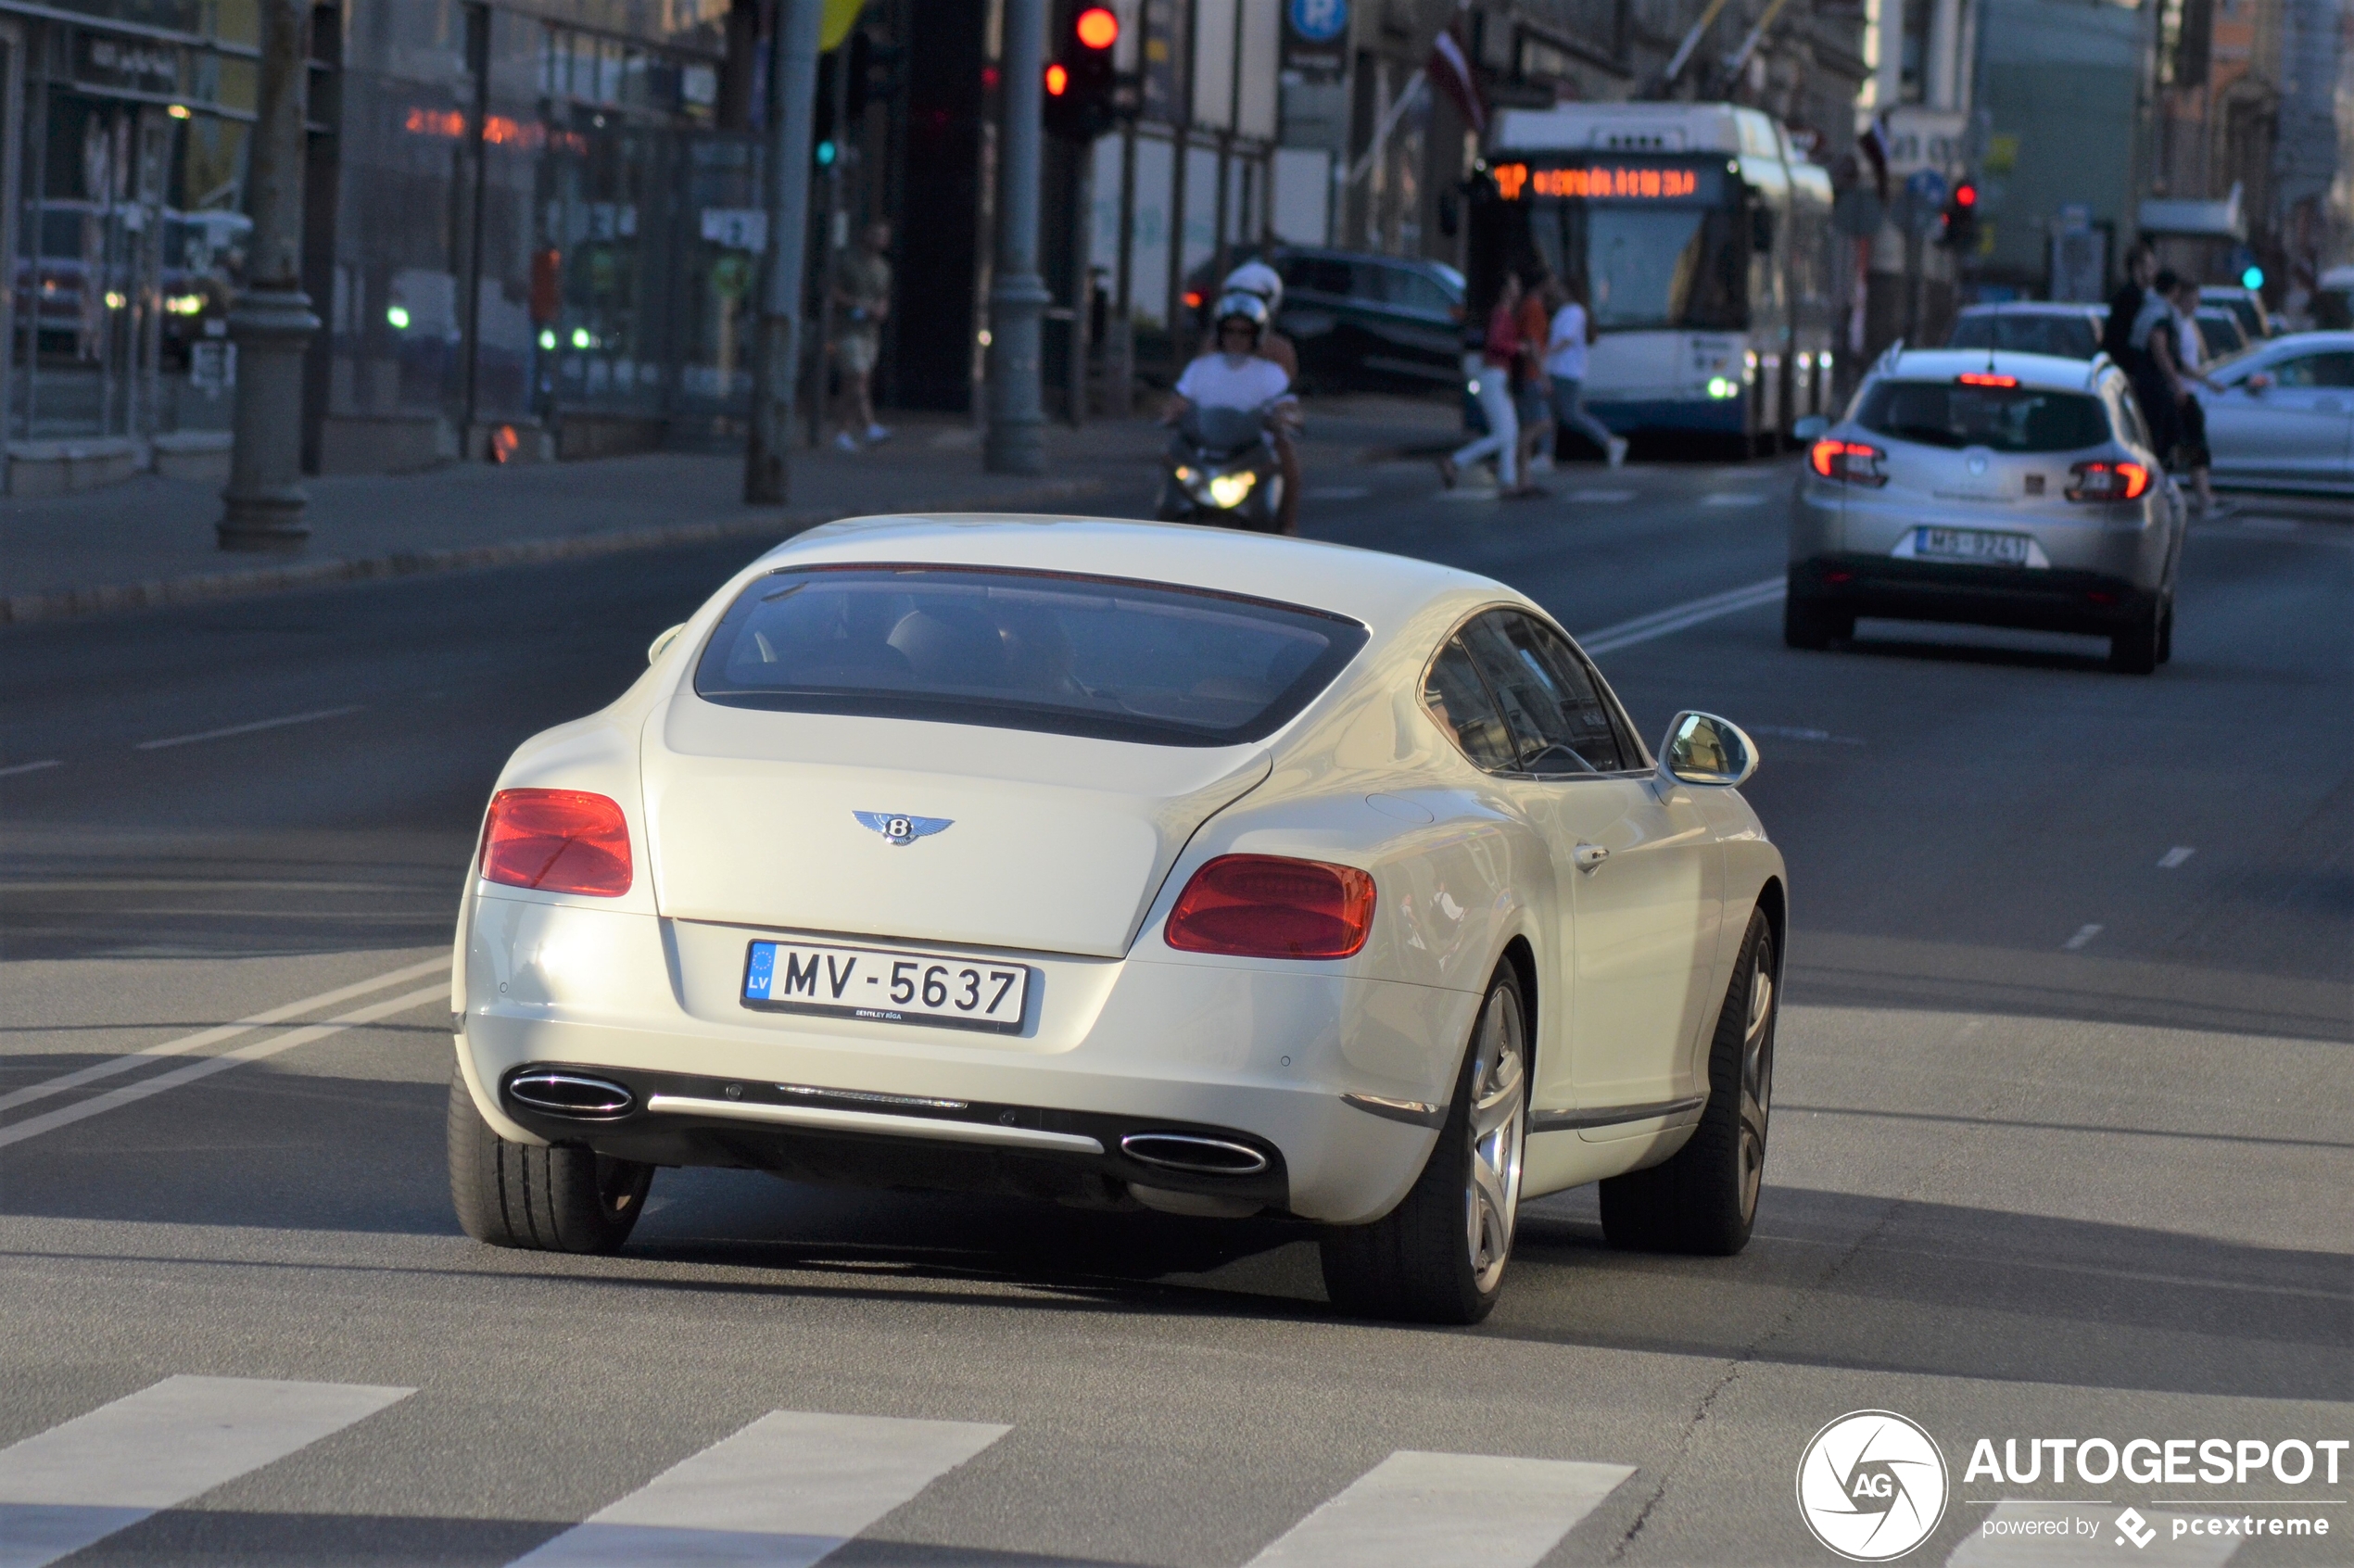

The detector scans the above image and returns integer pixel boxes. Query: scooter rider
[1208,261,1304,534]
[1166,293,1300,433]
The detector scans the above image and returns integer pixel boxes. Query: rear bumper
[457,893,1477,1224]
[1789,555,2160,635]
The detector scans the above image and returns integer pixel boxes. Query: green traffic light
[2241,266,2263,290]
[816,141,836,167]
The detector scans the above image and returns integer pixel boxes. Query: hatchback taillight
[479,789,632,897]
[2066,460,2149,501]
[1808,438,1887,487]
[1164,854,1375,959]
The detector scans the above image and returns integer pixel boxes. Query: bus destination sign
[1492,163,1704,201]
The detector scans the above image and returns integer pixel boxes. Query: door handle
[1574,842,1609,872]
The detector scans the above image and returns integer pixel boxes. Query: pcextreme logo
[1796,1410,1952,1562]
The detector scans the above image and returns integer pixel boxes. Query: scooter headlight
[1208,471,1257,509]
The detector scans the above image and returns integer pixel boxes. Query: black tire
[1600,909,1778,1256]
[1320,966,1529,1324]
[448,1069,652,1254]
[1783,593,1851,651]
[2107,602,2161,675]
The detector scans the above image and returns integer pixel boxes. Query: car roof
[1870,348,2114,391]
[1955,301,2100,316]
[748,514,1519,632]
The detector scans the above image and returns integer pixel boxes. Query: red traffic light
[1044,61,1069,95]
[1074,6,1119,49]
[1955,183,1977,208]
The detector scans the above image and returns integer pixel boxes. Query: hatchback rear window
[1945,313,2099,360]
[1856,381,2112,452]
[693,564,1369,747]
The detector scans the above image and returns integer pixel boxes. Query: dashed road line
[2063,924,2105,952]
[0,1376,411,1568]
[0,759,61,778]
[2158,846,2196,868]
[134,704,365,752]
[1245,1450,1635,1568]
[509,1410,1008,1567]
[0,980,449,1150]
[1577,576,1786,656]
[0,955,450,1118]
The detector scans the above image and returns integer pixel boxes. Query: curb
[1,477,1107,626]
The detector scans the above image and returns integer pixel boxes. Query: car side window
[1521,619,1641,772]
[1384,268,1455,316]
[1423,636,1515,773]
[1282,256,1353,297]
[1459,613,1626,776]
[2273,352,2354,388]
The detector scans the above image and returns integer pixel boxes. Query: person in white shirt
[2170,275,2216,511]
[1166,294,1299,424]
[1544,282,1628,468]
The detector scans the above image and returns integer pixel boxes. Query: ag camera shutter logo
[1796,1410,1950,1561]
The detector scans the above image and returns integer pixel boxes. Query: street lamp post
[218,0,317,551]
[985,0,1049,474]
[747,0,825,504]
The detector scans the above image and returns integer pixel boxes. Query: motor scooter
[1155,403,1285,531]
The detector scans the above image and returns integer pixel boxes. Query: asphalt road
[2,447,2348,1568]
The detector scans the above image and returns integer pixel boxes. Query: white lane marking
[0,982,448,1151]
[1945,1501,2241,1565]
[0,956,449,1118]
[0,760,61,778]
[1576,576,1786,656]
[1244,1450,1634,1568]
[134,704,365,752]
[2063,925,2104,951]
[0,1375,411,1568]
[2158,846,2196,868]
[1567,488,1637,502]
[1747,724,1867,746]
[509,1410,1008,1567]
[1304,485,1372,499]
[1700,491,1768,506]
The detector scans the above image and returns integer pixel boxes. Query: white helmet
[1223,259,1284,315]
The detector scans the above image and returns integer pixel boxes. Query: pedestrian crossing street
[0,1375,1637,1568]
[0,1376,2261,1566]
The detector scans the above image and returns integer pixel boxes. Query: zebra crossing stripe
[508,1410,1010,1567]
[0,1375,411,1568]
[1945,1501,2243,1566]
[1243,1449,1636,1568]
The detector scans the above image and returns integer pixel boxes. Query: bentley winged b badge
[854,811,954,847]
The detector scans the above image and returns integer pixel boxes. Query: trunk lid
[642,699,1271,958]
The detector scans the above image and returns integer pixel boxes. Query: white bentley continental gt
[449,515,1787,1322]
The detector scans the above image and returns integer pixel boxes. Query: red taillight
[1164,854,1375,959]
[2066,460,2149,502]
[479,789,632,897]
[1956,371,2017,387]
[1183,289,1204,309]
[1044,62,1069,95]
[1808,437,1887,487]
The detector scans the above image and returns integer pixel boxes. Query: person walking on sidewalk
[1518,276,1560,475]
[831,222,894,450]
[1545,279,1627,468]
[1442,272,1540,496]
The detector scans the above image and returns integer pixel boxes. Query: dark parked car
[1183,247,1465,394]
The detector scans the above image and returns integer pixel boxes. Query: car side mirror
[1792,414,1828,442]
[648,623,687,664]
[1659,711,1757,788]
[2246,372,2273,394]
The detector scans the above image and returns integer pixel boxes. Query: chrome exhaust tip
[1119,1132,1271,1177]
[506,1069,635,1119]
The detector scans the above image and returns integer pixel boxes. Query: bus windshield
[1491,161,1748,333]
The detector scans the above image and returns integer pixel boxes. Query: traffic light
[1938,181,1979,251]
[1044,5,1120,142]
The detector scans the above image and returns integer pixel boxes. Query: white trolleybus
[1471,102,1837,449]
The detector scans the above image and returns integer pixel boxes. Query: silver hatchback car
[1787,348,2187,674]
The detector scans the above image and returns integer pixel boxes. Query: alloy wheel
[1736,938,1777,1224]
[1464,984,1528,1294]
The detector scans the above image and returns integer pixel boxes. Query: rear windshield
[692,564,1369,747]
[1946,313,2099,360]
[1856,381,2112,453]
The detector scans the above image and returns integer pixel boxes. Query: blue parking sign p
[1289,0,1348,43]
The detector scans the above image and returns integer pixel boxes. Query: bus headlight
[1706,377,1739,398]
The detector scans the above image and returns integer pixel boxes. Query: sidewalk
[0,395,1462,625]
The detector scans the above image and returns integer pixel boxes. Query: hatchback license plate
[742,940,1030,1033]
[1913,526,2032,564]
